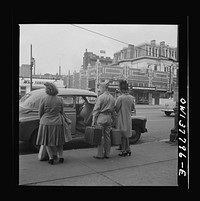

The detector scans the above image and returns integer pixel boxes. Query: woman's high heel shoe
[126,151,131,156]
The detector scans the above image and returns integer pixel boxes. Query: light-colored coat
[115,93,135,138]
[92,91,115,126]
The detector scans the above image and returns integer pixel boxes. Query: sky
[19,24,177,75]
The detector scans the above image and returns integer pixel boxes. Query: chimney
[160,41,165,47]
[59,66,61,76]
[128,44,134,49]
[151,40,156,46]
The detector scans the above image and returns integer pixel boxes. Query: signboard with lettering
[131,86,156,91]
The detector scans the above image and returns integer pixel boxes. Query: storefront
[130,86,156,105]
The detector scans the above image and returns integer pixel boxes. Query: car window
[76,96,86,104]
[87,96,97,104]
[61,96,75,108]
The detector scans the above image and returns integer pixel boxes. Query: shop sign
[131,86,156,91]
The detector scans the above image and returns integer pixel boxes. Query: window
[139,83,143,87]
[154,65,157,71]
[149,48,151,56]
[135,50,138,57]
[62,96,74,108]
[155,48,158,57]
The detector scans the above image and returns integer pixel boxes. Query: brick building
[87,40,178,104]
[83,49,113,70]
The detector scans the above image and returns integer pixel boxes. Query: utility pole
[30,44,33,91]
[95,59,101,94]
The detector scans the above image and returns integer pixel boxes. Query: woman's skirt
[36,124,65,146]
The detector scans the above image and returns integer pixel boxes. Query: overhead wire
[70,24,177,62]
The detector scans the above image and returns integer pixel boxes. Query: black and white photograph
[15,21,188,188]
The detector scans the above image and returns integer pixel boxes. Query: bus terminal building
[87,40,178,105]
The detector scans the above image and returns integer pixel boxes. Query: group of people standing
[92,80,135,159]
[36,80,135,165]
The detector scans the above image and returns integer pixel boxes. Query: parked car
[19,88,147,151]
[160,99,176,116]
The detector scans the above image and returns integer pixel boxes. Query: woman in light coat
[115,80,135,156]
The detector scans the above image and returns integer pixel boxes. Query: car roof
[26,88,97,97]
[19,88,97,110]
[58,88,97,96]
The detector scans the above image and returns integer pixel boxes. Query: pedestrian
[115,80,135,156]
[92,80,115,159]
[114,89,122,150]
[36,82,65,165]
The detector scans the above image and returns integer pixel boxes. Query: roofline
[58,88,97,96]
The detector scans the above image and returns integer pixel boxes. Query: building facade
[86,40,178,104]
[83,49,113,70]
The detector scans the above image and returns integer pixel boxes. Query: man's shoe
[59,158,64,163]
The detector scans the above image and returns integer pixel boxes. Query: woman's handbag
[61,113,72,142]
[38,145,49,161]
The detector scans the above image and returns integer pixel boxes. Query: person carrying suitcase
[92,80,115,159]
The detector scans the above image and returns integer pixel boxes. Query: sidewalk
[19,140,178,186]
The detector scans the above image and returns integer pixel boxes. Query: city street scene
[18,24,182,187]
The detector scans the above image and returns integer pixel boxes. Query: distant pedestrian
[36,82,65,164]
[92,80,115,159]
[115,80,135,156]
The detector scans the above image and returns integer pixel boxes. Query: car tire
[165,111,171,116]
[30,129,40,152]
[129,130,141,144]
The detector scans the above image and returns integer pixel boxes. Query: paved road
[136,108,174,144]
[19,108,174,155]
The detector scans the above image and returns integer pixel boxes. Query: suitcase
[111,129,122,146]
[84,126,103,145]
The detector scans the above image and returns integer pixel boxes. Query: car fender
[131,116,147,133]
[19,116,39,141]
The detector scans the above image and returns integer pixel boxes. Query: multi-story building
[19,64,31,77]
[111,40,178,104]
[83,49,113,70]
[87,40,178,104]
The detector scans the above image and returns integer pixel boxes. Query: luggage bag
[110,128,122,146]
[84,126,103,145]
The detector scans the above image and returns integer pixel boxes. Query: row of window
[147,46,177,59]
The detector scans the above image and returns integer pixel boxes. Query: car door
[60,95,76,135]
